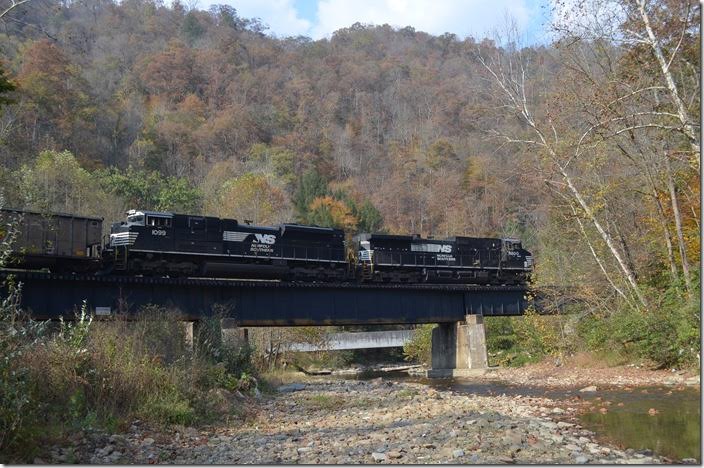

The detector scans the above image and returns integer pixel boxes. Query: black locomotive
[1,208,533,285]
[105,210,348,280]
[354,233,532,284]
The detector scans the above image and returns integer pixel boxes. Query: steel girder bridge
[0,271,535,325]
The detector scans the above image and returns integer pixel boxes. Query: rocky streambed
[40,378,682,464]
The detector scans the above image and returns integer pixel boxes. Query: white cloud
[311,0,532,40]
[199,0,312,37]
[187,0,538,41]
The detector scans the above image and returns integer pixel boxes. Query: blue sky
[193,0,554,44]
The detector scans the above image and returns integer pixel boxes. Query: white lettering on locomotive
[253,233,276,244]
[151,229,167,236]
[411,243,453,253]
[436,254,456,261]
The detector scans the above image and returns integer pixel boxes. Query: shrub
[485,316,540,367]
[0,302,258,462]
[0,280,48,458]
[580,277,700,369]
[402,324,435,365]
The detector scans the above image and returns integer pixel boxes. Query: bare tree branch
[0,0,31,20]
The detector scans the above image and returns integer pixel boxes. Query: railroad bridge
[1,270,545,377]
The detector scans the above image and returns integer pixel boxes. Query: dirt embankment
[474,360,700,389]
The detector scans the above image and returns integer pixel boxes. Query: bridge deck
[1,270,530,325]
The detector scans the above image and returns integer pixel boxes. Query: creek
[339,369,701,462]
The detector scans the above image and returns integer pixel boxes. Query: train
[0,208,533,285]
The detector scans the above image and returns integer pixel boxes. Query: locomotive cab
[501,238,533,272]
[109,210,174,249]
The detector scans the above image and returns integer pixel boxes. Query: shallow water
[339,370,701,462]
[577,386,700,461]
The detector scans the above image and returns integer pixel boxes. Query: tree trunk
[665,154,692,295]
[637,0,700,164]
[651,183,679,281]
[557,161,647,306]
[570,203,634,308]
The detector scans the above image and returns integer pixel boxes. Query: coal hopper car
[0,208,103,273]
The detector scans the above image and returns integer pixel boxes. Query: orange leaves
[138,40,196,103]
[308,196,357,231]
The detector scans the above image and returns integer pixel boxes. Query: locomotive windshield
[126,212,145,226]
[503,239,521,250]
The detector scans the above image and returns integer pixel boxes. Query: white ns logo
[254,234,276,244]
[439,245,452,253]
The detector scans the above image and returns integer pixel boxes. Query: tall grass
[0,300,256,463]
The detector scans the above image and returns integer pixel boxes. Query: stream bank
[39,377,689,464]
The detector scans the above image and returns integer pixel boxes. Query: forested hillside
[0,0,700,367]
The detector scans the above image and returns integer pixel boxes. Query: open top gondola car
[353,233,533,284]
[0,208,103,272]
[105,209,347,280]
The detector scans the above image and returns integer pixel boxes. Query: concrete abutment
[427,314,488,378]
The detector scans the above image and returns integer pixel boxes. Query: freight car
[353,233,533,284]
[0,208,103,272]
[104,209,348,280]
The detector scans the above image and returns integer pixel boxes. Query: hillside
[0,0,700,368]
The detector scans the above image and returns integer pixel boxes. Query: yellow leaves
[308,196,357,231]
[514,308,562,357]
[212,173,289,225]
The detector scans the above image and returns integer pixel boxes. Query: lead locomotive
[2,208,533,284]
[106,210,348,280]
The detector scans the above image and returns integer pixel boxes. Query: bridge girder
[1,271,530,325]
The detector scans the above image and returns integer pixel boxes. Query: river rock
[278,384,306,393]
[452,449,465,458]
[574,455,589,464]
[502,430,523,446]
[551,407,565,414]
[371,452,387,463]
[579,386,597,393]
[387,450,402,459]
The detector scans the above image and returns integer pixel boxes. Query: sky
[190,0,554,44]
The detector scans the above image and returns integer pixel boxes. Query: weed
[402,324,435,365]
[396,388,418,399]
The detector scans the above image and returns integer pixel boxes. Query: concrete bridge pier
[427,314,488,378]
[221,318,249,348]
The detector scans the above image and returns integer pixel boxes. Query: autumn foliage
[0,0,699,368]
